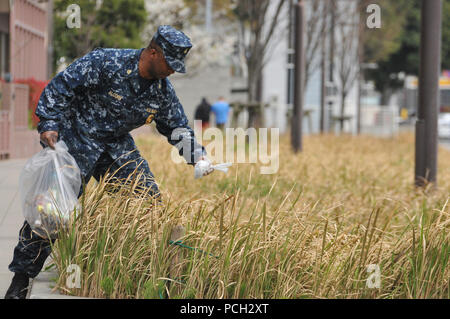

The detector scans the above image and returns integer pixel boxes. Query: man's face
[147,46,175,79]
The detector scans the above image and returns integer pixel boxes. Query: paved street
[0,159,27,298]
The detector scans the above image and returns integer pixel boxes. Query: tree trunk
[247,60,263,128]
[320,31,326,134]
[247,70,256,128]
[380,88,392,106]
[340,92,347,132]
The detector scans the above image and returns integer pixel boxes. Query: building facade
[0,0,49,159]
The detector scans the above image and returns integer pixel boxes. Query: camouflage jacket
[36,48,206,177]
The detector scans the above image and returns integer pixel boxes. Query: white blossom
[143,0,234,76]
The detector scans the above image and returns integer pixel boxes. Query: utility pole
[287,0,294,110]
[328,0,336,133]
[291,0,305,152]
[356,0,365,135]
[319,1,328,134]
[415,0,442,188]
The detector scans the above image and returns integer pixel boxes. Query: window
[0,31,9,78]
[0,11,9,79]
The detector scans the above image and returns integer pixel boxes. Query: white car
[438,113,450,139]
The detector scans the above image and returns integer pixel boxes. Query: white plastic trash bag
[194,160,232,179]
[19,140,81,239]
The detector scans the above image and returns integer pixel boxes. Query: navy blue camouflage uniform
[9,26,206,278]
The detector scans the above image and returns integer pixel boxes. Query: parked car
[438,113,450,139]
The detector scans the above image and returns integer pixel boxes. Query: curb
[29,266,91,299]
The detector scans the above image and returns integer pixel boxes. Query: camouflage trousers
[8,151,160,278]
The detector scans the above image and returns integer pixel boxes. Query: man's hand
[197,156,214,177]
[40,131,58,149]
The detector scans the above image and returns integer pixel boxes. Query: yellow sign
[400,108,408,120]
[411,78,450,87]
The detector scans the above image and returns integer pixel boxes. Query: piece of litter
[194,160,232,179]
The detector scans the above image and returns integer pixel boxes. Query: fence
[361,105,400,137]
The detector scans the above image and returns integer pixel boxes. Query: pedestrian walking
[211,96,230,130]
[194,97,211,130]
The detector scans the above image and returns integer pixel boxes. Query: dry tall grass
[51,132,449,298]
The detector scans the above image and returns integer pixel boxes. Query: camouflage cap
[153,25,192,73]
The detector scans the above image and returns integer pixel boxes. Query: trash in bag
[19,140,81,239]
[194,160,232,179]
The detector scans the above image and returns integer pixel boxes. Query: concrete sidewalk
[0,159,27,298]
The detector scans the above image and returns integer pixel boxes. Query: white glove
[194,158,232,179]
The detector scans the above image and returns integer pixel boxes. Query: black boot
[4,273,30,299]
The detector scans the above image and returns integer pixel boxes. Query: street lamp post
[328,0,336,133]
[291,0,305,152]
[320,0,328,134]
[415,0,442,188]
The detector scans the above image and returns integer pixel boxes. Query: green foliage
[101,276,114,297]
[364,0,419,94]
[366,0,450,95]
[53,0,146,72]
[363,0,410,64]
[441,0,450,70]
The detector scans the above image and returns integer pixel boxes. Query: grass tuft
[50,132,450,298]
